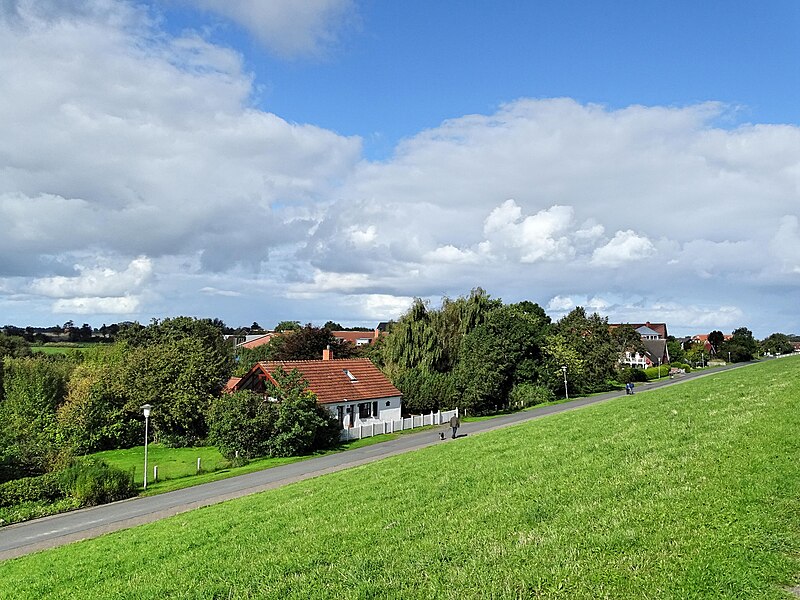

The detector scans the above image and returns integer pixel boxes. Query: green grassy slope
[1,358,798,599]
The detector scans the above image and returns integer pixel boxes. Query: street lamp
[561,365,569,401]
[728,351,731,364]
[141,404,152,490]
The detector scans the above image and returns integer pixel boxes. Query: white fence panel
[338,409,460,441]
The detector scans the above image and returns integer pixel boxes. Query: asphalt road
[0,361,753,561]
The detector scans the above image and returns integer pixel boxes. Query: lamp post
[657,358,661,379]
[141,404,152,490]
[561,365,569,401]
[728,351,731,364]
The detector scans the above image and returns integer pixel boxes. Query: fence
[339,408,459,441]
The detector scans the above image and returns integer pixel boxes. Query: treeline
[371,289,645,415]
[0,318,356,486]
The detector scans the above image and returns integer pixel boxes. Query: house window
[358,402,372,419]
[344,369,357,382]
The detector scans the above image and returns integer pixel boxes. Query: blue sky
[0,1,799,337]
[162,0,800,156]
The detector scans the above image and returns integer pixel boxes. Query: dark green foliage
[760,332,793,355]
[265,325,358,362]
[708,330,725,355]
[265,369,340,457]
[116,318,234,446]
[394,367,457,414]
[0,356,76,475]
[666,338,686,363]
[720,327,759,362]
[209,369,339,460]
[549,308,618,395]
[618,366,649,383]
[509,383,555,408]
[0,472,64,507]
[59,460,136,506]
[208,391,276,459]
[456,302,551,414]
[274,320,301,332]
[57,346,141,454]
[610,324,645,359]
[0,333,31,359]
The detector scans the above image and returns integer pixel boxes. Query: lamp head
[141,404,152,418]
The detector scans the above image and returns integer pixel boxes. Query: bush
[208,390,277,460]
[0,472,64,508]
[59,460,136,506]
[509,383,555,408]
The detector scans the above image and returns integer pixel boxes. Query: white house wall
[326,396,402,429]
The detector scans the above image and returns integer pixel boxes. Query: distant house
[231,349,402,429]
[612,321,670,367]
[223,333,277,349]
[330,330,381,347]
[690,333,732,354]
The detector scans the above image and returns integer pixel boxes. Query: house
[223,332,277,349]
[330,330,381,347]
[232,348,402,429]
[612,321,670,367]
[690,333,732,354]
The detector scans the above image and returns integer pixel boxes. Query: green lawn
[1,358,798,599]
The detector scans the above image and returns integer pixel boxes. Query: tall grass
[1,358,798,599]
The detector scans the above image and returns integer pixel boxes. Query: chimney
[322,345,333,361]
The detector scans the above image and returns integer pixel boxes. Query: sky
[1,0,799,337]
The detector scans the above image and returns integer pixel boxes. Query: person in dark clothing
[449,414,460,439]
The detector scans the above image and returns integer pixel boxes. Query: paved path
[0,362,752,561]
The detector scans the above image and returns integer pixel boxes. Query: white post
[140,404,152,490]
[153,465,158,482]
[197,457,201,472]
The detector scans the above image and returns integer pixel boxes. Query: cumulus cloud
[1,3,799,336]
[193,0,356,58]
[591,230,656,267]
[29,257,152,298]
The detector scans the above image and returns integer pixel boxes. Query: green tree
[0,333,31,359]
[274,320,301,332]
[760,332,793,356]
[264,368,340,457]
[56,345,140,454]
[720,327,759,362]
[708,330,725,356]
[551,308,617,394]
[208,390,277,459]
[265,325,358,361]
[455,302,551,414]
[0,356,76,475]
[610,324,645,362]
[666,338,686,364]
[394,367,457,414]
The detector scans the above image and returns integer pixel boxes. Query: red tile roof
[238,358,401,404]
[241,333,276,349]
[331,330,379,344]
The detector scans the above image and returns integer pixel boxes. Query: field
[0,358,798,598]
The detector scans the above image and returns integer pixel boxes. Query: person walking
[449,413,460,439]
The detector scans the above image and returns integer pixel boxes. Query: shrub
[208,390,277,460]
[0,472,64,508]
[509,383,555,408]
[59,460,136,506]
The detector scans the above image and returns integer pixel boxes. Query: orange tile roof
[331,330,378,344]
[248,358,401,404]
[241,333,276,349]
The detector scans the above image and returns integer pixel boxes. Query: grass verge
[1,358,798,598]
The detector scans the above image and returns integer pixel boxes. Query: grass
[1,358,798,598]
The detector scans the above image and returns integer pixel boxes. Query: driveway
[0,361,751,561]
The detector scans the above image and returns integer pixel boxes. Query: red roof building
[233,350,402,429]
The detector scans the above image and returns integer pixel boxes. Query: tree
[0,332,31,359]
[761,333,793,356]
[274,320,301,332]
[265,325,358,361]
[666,338,686,364]
[455,302,551,414]
[551,308,617,394]
[323,321,343,331]
[610,324,645,363]
[208,390,277,459]
[0,356,76,475]
[719,327,759,362]
[56,345,140,454]
[707,330,725,356]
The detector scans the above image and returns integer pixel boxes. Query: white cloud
[53,296,141,315]
[29,257,152,298]
[591,230,656,267]
[771,215,800,274]
[193,0,356,58]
